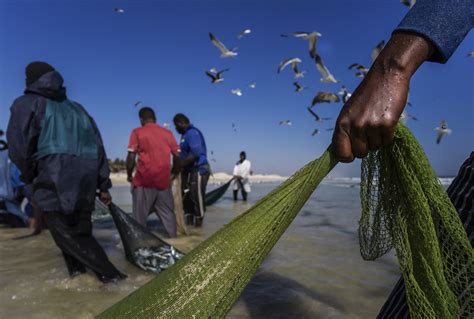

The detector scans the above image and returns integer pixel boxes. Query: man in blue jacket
[330,0,472,317]
[173,113,210,227]
[7,62,125,282]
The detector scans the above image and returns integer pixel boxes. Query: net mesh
[97,124,472,318]
[359,124,473,318]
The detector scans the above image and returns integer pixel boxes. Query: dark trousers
[377,152,474,318]
[43,210,125,282]
[182,171,210,219]
[233,179,247,201]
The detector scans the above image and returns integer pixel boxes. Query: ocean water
[0,181,405,318]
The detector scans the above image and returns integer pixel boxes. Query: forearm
[181,154,198,167]
[372,32,436,81]
[126,152,136,180]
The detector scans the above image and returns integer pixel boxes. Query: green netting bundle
[360,124,473,318]
[98,147,337,318]
[98,124,472,318]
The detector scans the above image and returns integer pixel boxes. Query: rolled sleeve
[394,0,473,63]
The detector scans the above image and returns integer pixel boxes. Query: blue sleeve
[394,0,473,63]
[6,95,44,183]
[186,130,205,157]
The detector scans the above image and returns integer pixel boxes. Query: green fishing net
[98,124,472,318]
[359,124,473,318]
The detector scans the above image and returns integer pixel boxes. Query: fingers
[350,126,369,158]
[332,122,354,163]
[366,124,383,151]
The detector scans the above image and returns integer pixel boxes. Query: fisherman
[173,113,210,227]
[330,0,473,316]
[233,151,251,201]
[126,107,180,238]
[7,61,125,282]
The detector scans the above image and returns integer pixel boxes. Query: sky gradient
[0,0,472,177]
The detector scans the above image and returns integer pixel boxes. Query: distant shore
[110,172,289,187]
[110,172,454,187]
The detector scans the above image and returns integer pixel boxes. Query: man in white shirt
[233,151,251,201]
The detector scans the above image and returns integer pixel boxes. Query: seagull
[163,122,170,128]
[277,57,305,78]
[237,29,252,39]
[435,120,452,144]
[249,83,256,89]
[293,82,307,93]
[400,0,416,8]
[311,91,340,106]
[232,123,237,132]
[281,31,322,58]
[307,107,332,122]
[231,88,243,96]
[371,40,385,62]
[467,51,474,57]
[399,111,418,124]
[205,68,229,84]
[311,129,320,136]
[134,101,142,107]
[338,86,352,103]
[279,120,292,126]
[114,8,125,13]
[209,33,238,58]
[348,63,369,78]
[314,54,339,83]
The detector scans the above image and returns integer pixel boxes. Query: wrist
[375,32,435,80]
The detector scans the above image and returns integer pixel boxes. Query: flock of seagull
[111,3,473,145]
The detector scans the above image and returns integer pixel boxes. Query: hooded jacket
[7,71,111,214]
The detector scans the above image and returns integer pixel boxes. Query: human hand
[99,191,112,205]
[332,33,434,162]
[127,175,133,183]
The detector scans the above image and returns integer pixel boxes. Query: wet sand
[0,182,401,318]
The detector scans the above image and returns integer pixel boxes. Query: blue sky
[0,0,472,177]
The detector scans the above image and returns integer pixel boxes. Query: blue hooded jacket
[7,71,111,214]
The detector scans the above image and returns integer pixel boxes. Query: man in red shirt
[126,107,180,237]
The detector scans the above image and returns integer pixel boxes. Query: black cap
[25,61,55,86]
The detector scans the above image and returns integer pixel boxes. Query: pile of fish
[133,246,184,274]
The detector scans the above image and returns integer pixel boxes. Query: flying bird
[307,107,331,122]
[400,0,416,8]
[279,120,292,126]
[232,123,237,132]
[134,101,142,107]
[231,88,243,96]
[435,120,452,144]
[371,40,385,62]
[114,8,125,13]
[163,123,170,128]
[314,54,339,83]
[326,128,335,132]
[281,31,322,58]
[238,29,252,39]
[399,111,418,124]
[205,68,230,84]
[467,51,474,57]
[311,129,320,136]
[338,86,352,103]
[249,83,256,89]
[348,63,369,78]
[209,33,238,58]
[277,57,305,78]
[311,91,340,106]
[293,82,307,93]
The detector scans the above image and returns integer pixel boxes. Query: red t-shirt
[128,123,179,189]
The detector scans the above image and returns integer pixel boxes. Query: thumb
[332,125,354,163]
